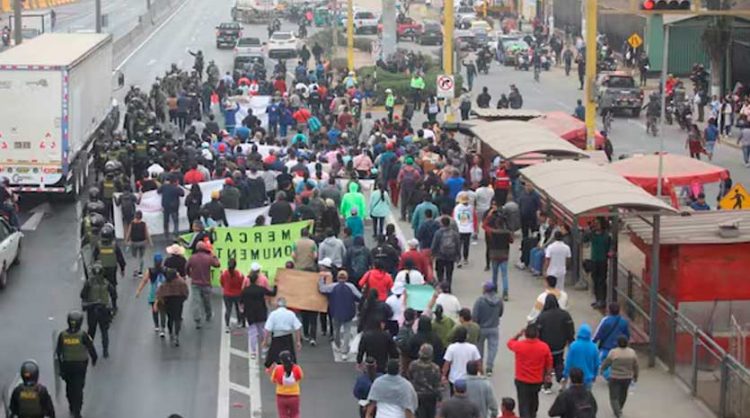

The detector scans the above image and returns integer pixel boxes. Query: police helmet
[67,311,84,332]
[89,212,106,230]
[85,200,106,216]
[104,160,121,173]
[90,262,103,276]
[20,360,40,386]
[100,223,115,240]
[88,187,100,200]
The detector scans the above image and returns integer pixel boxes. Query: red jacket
[494,168,510,190]
[359,269,393,301]
[184,169,205,185]
[398,250,432,282]
[507,337,553,384]
[220,269,244,297]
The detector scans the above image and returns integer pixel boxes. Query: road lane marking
[248,349,263,417]
[114,0,191,71]
[217,304,231,418]
[229,382,251,396]
[20,211,45,231]
[146,59,157,66]
[230,348,249,359]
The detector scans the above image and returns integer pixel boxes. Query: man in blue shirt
[266,100,280,138]
[690,193,711,211]
[573,99,585,121]
[444,169,466,201]
[704,118,719,160]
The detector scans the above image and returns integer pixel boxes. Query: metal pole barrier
[691,331,698,396]
[649,214,661,367]
[346,0,353,71]
[13,0,22,46]
[668,305,676,373]
[719,356,729,418]
[95,0,103,33]
[607,211,619,306]
[657,22,669,197]
[583,0,597,150]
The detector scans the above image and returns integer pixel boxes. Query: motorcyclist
[298,20,308,38]
[643,92,661,134]
[0,177,19,229]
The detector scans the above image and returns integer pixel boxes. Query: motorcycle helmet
[20,360,39,386]
[100,223,115,241]
[67,311,84,332]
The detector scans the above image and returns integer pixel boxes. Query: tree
[701,14,733,96]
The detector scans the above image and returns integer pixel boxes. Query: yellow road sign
[719,184,750,210]
[627,33,643,49]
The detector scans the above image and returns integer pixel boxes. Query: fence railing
[614,264,750,418]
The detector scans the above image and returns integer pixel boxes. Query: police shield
[52,330,61,399]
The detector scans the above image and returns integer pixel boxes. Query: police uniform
[81,269,114,358]
[9,384,55,418]
[55,329,97,418]
[99,177,118,221]
[93,240,125,311]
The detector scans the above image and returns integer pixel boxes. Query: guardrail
[112,0,181,56]
[615,264,750,418]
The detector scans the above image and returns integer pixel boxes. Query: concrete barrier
[0,0,77,12]
[112,0,183,57]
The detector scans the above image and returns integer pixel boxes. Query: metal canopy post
[607,209,620,306]
[649,214,661,367]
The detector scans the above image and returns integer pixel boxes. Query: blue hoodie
[563,324,600,385]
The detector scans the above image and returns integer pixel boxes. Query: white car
[0,217,22,289]
[234,37,263,58]
[455,5,476,24]
[354,11,378,34]
[267,31,300,59]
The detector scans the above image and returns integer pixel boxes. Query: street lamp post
[13,0,22,46]
[584,0,597,150]
[95,0,102,33]
[347,0,354,71]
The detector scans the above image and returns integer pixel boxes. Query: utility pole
[346,0,354,71]
[13,0,22,46]
[95,0,102,33]
[583,0,597,150]
[443,0,454,122]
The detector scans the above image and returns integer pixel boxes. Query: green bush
[357,66,463,105]
[352,37,373,53]
[306,31,374,57]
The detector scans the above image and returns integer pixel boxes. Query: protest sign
[274,268,331,313]
[405,284,435,311]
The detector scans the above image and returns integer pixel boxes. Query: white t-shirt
[375,402,407,418]
[443,342,481,383]
[453,203,475,234]
[545,241,571,290]
[395,269,425,286]
[475,186,494,213]
[434,293,462,321]
[385,294,404,322]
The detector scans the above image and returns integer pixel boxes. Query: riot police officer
[99,162,123,222]
[92,224,125,313]
[8,360,55,418]
[81,262,115,358]
[55,312,97,418]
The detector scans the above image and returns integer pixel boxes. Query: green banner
[406,284,435,312]
[184,221,313,286]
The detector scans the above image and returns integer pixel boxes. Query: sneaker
[225,327,231,333]
[250,352,257,360]
[196,322,202,330]
[174,337,180,347]
[515,261,526,270]
[341,353,348,361]
[103,350,109,359]
[309,339,317,347]
[543,388,553,395]
[486,370,493,377]
[484,266,490,271]
[154,327,160,333]
[159,330,166,338]
[503,294,509,302]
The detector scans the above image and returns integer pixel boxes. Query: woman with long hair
[368,182,390,238]
[155,269,189,347]
[220,258,245,332]
[185,183,203,228]
[240,269,277,359]
[270,350,304,418]
[136,253,167,337]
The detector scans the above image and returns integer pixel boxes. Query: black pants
[165,300,184,337]
[400,189,415,221]
[416,394,438,418]
[521,216,537,239]
[460,108,470,120]
[102,267,118,310]
[592,259,608,304]
[223,296,243,327]
[372,216,385,237]
[86,305,111,356]
[543,352,565,390]
[515,380,542,418]
[608,378,631,417]
[163,209,179,237]
[459,233,471,261]
[301,311,318,340]
[320,312,332,335]
[150,303,166,329]
[494,188,508,206]
[265,334,296,368]
[434,259,455,288]
[385,320,399,338]
[61,361,88,415]
[521,237,539,265]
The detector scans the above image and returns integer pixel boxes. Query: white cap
[392,282,405,295]
[319,258,333,268]
[251,262,261,272]
[407,238,419,249]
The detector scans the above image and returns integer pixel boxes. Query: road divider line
[216,305,230,418]
[229,382,251,396]
[230,348,249,359]
[114,0,191,71]
[20,211,44,231]
[248,346,262,417]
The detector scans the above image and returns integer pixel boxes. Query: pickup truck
[354,11,378,34]
[378,16,422,42]
[216,22,242,49]
[595,71,643,117]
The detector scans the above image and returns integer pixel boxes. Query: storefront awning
[466,120,589,160]
[470,108,543,120]
[520,160,678,216]
[610,153,729,189]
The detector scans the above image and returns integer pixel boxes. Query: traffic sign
[436,74,454,99]
[627,33,643,49]
[719,183,750,210]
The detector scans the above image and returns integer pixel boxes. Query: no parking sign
[436,74,454,99]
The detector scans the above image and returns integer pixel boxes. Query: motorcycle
[1,28,9,47]
[298,23,308,38]
[516,53,530,71]
[597,57,617,72]
[676,102,693,131]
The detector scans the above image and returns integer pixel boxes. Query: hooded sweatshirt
[340,182,367,218]
[536,295,575,354]
[472,293,504,329]
[563,324,600,385]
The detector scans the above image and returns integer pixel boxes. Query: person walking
[354,357,383,418]
[55,311,97,418]
[408,316,446,367]
[358,321,400,374]
[544,231,571,291]
[291,227,318,272]
[593,303,630,378]
[600,336,638,418]
[442,327,481,395]
[220,258,245,332]
[473,281,503,376]
[562,324,600,390]
[586,218,611,309]
[737,118,750,167]
[270,351,304,418]
[155,269,190,346]
[135,254,168,337]
[366,359,419,418]
[80,262,115,358]
[240,269,277,359]
[438,379,480,418]
[369,182,391,238]
[527,276,569,322]
[263,298,304,369]
[124,210,151,277]
[186,241,220,329]
[507,325,552,418]
[548,368,597,418]
[359,261,394,302]
[452,193,477,267]
[465,360,499,418]
[431,217,461,288]
[319,270,362,360]
[157,174,184,238]
[407,343,443,418]
[535,294,575,394]
[9,360,56,418]
[483,204,512,300]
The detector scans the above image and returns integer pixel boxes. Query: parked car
[267,31,300,59]
[396,16,422,41]
[417,21,442,45]
[0,217,22,289]
[500,38,529,65]
[216,22,242,49]
[455,5,476,23]
[234,55,265,73]
[595,71,644,116]
[234,37,263,58]
[354,11,378,34]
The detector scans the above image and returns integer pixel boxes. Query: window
[605,76,635,89]
[238,38,260,46]
[272,33,293,41]
[356,12,375,19]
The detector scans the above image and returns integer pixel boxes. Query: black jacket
[246,176,267,208]
[548,385,598,418]
[536,308,575,353]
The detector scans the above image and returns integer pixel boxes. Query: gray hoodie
[318,236,346,268]
[465,375,499,418]
[472,293,504,329]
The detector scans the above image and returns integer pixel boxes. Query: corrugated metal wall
[552,0,645,52]
[667,25,709,76]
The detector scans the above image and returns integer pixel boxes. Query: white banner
[228,95,271,129]
[112,179,269,239]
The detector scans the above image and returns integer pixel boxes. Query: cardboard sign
[275,268,331,313]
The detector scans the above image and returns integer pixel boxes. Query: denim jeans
[743,145,750,164]
[247,322,265,355]
[163,209,179,236]
[332,319,353,353]
[191,284,212,323]
[491,260,509,295]
[478,327,499,372]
